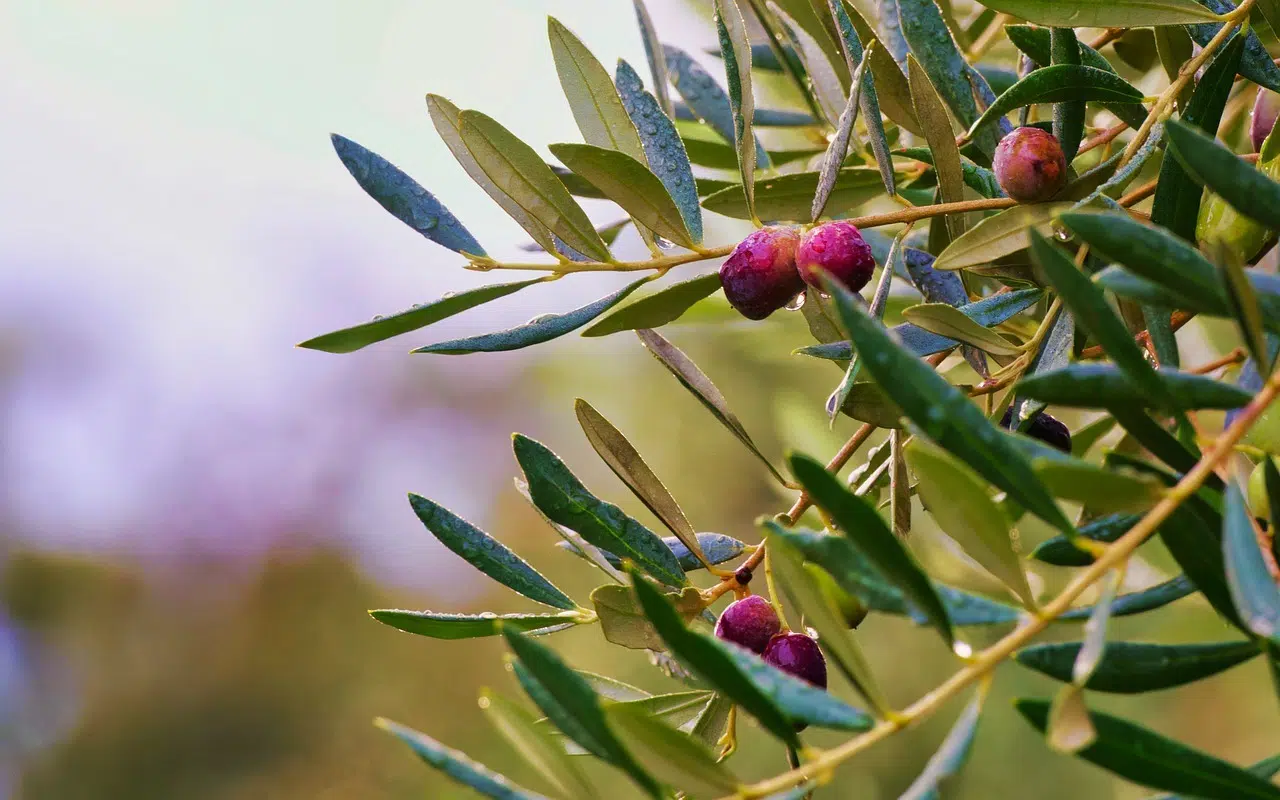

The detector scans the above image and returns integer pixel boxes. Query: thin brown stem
[1088,28,1127,50]
[1080,311,1195,359]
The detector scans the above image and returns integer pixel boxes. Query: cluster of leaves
[304,0,1280,797]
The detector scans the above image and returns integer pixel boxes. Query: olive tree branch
[728,367,1280,799]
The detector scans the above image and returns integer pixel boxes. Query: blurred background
[0,1,1275,797]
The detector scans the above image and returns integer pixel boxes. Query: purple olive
[993,127,1068,203]
[795,221,877,293]
[719,226,804,320]
[762,632,828,689]
[714,595,782,654]
[1001,408,1072,454]
[1251,89,1280,153]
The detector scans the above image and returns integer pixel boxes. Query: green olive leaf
[376,717,554,800]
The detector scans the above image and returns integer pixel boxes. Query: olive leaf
[967,66,1143,141]
[457,110,611,262]
[513,433,687,587]
[368,610,579,640]
[481,691,595,800]
[977,0,1221,26]
[1167,119,1280,230]
[1015,639,1261,693]
[636,328,789,486]
[827,0,895,194]
[414,276,653,354]
[901,303,1021,356]
[330,134,485,256]
[713,0,761,224]
[299,278,548,354]
[603,704,742,797]
[907,440,1037,609]
[591,584,704,650]
[408,493,576,610]
[1016,700,1280,799]
[907,55,967,240]
[703,167,886,220]
[615,59,703,245]
[663,45,769,169]
[933,203,1072,271]
[376,717,553,800]
[1186,0,1280,93]
[812,42,873,222]
[582,273,722,337]
[1224,481,1280,646]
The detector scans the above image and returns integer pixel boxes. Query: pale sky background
[0,0,736,588]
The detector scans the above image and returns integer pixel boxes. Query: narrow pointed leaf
[976,0,1221,26]
[512,660,612,761]
[548,18,647,166]
[967,66,1143,140]
[376,718,553,800]
[907,55,967,240]
[689,693,733,748]
[1029,230,1176,411]
[369,610,578,639]
[899,686,988,800]
[455,110,610,262]
[902,303,1021,356]
[513,433,686,587]
[1060,575,1198,621]
[633,0,674,117]
[504,629,662,798]
[1032,513,1142,566]
[1186,0,1280,92]
[1003,26,1149,128]
[575,399,704,564]
[765,525,890,713]
[812,44,872,221]
[1167,119,1280,229]
[408,493,575,610]
[824,277,1073,533]
[1033,458,1166,514]
[1160,503,1245,629]
[663,45,768,168]
[783,459,956,645]
[1061,211,1224,303]
[702,166,886,220]
[933,203,1072,271]
[899,0,999,157]
[550,143,693,248]
[1051,28,1085,165]
[482,691,595,800]
[414,277,652,354]
[557,532,746,572]
[1074,569,1122,685]
[1151,32,1245,242]
[714,0,761,222]
[837,0,921,134]
[907,440,1036,608]
[828,0,895,194]
[604,705,741,797]
[797,288,1045,362]
[1219,250,1272,377]
[583,273,721,337]
[636,328,788,485]
[1016,639,1262,693]
[331,134,485,256]
[769,3,845,125]
[1015,363,1253,410]
[615,59,703,244]
[299,278,546,353]
[1016,700,1280,800]
[1224,481,1280,645]
[429,96,551,254]
[1152,755,1280,800]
